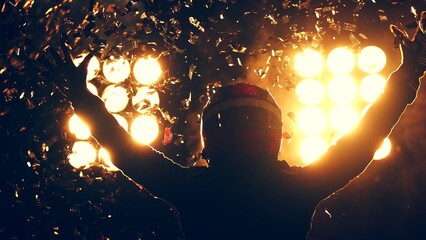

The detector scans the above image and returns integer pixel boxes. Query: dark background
[1,0,426,239]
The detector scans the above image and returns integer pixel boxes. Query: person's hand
[390,11,426,74]
[39,41,92,101]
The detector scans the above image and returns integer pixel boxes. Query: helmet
[201,83,282,163]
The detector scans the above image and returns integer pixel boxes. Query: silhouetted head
[201,83,282,167]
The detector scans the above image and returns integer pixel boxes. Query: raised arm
[299,21,426,199]
[45,43,189,194]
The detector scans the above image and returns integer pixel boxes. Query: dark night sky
[1,0,426,239]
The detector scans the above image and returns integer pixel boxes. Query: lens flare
[328,75,357,104]
[293,48,324,77]
[300,136,328,164]
[373,137,392,160]
[103,56,131,83]
[133,57,162,85]
[360,74,387,103]
[130,114,159,144]
[357,46,386,73]
[69,114,91,140]
[326,47,356,75]
[68,141,97,169]
[101,85,129,113]
[295,79,325,105]
[329,105,359,133]
[297,106,327,135]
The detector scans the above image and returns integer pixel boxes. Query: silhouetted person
[45,18,426,239]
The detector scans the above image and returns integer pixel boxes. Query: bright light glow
[87,82,99,96]
[130,114,159,144]
[101,85,129,113]
[133,57,162,85]
[73,54,101,81]
[330,105,359,133]
[293,48,324,77]
[99,148,119,171]
[297,107,327,135]
[300,136,328,164]
[131,87,160,113]
[69,114,91,140]
[360,74,387,103]
[328,75,357,104]
[357,46,387,73]
[361,103,373,117]
[326,47,355,75]
[295,79,325,105]
[68,141,97,169]
[113,114,129,131]
[102,56,131,83]
[373,137,392,160]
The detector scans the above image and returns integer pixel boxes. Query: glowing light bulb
[327,47,355,75]
[131,87,160,113]
[99,148,119,171]
[68,141,97,169]
[357,46,386,73]
[113,114,129,131]
[293,48,324,77]
[133,57,162,85]
[295,79,325,105]
[101,85,129,113]
[373,137,392,160]
[297,106,327,135]
[300,136,328,164]
[73,54,101,81]
[130,114,159,145]
[328,75,357,104]
[69,114,91,140]
[360,74,387,103]
[330,105,359,133]
[102,56,131,83]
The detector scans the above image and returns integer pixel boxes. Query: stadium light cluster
[68,55,162,170]
[67,45,392,170]
[293,46,391,164]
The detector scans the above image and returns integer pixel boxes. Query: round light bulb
[101,85,129,113]
[133,57,162,85]
[69,114,91,140]
[68,141,97,169]
[357,46,387,73]
[293,48,324,77]
[329,105,359,133]
[360,74,387,103]
[328,75,357,105]
[297,106,327,135]
[327,47,355,75]
[130,114,159,145]
[102,56,131,83]
[295,79,325,105]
